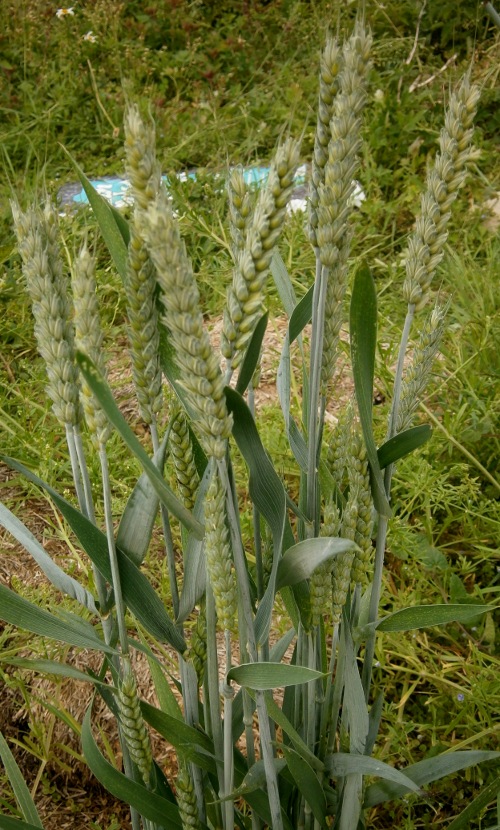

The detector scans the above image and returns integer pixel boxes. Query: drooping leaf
[0,502,97,613]
[220,758,286,802]
[282,746,328,829]
[364,751,500,807]
[0,584,115,654]
[1,457,187,653]
[227,662,325,690]
[0,818,44,830]
[327,753,421,796]
[374,603,493,632]
[76,354,203,539]
[140,702,217,773]
[176,462,213,623]
[81,707,185,827]
[270,249,297,318]
[225,386,293,645]
[116,430,169,565]
[377,424,432,469]
[262,691,322,771]
[447,776,500,829]
[0,658,112,689]
[0,732,43,828]
[276,537,357,590]
[236,312,269,395]
[62,147,130,279]
[350,264,390,516]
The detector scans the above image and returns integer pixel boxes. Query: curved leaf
[1,658,112,689]
[0,818,44,830]
[447,776,500,829]
[0,584,115,654]
[63,147,130,279]
[81,707,184,826]
[282,746,327,829]
[326,753,421,796]
[364,750,500,807]
[375,603,493,632]
[140,701,217,773]
[236,312,269,395]
[227,662,325,690]
[116,431,169,565]
[1,457,187,654]
[276,537,357,590]
[0,502,97,613]
[76,353,204,539]
[377,425,432,469]
[350,264,390,517]
[0,732,43,828]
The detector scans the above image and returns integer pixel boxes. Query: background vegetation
[0,1,499,827]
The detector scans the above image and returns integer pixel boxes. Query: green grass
[1,1,500,828]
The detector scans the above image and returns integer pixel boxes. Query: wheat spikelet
[311,501,341,626]
[11,200,82,427]
[118,667,152,785]
[170,407,200,510]
[403,76,480,311]
[331,491,357,624]
[397,305,448,433]
[204,467,237,632]
[123,106,164,424]
[141,189,232,460]
[176,762,202,830]
[348,429,374,585]
[309,36,344,248]
[221,138,301,371]
[318,21,372,394]
[71,244,111,447]
[188,601,207,686]
[228,167,254,257]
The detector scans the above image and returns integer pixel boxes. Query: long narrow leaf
[0,818,44,830]
[116,431,169,565]
[377,425,432,469]
[350,265,390,516]
[375,603,493,632]
[1,457,187,653]
[62,147,130,279]
[276,537,357,590]
[0,503,97,613]
[364,751,500,807]
[327,753,421,796]
[236,312,269,395]
[282,746,327,829]
[140,702,217,773]
[77,354,203,539]
[270,249,297,317]
[447,776,500,829]
[1,658,112,689]
[228,662,325,690]
[0,732,43,828]
[0,584,115,654]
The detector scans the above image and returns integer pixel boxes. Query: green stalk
[150,418,180,616]
[222,629,235,830]
[362,305,414,697]
[99,444,129,657]
[205,582,225,820]
[306,257,328,533]
[218,459,284,830]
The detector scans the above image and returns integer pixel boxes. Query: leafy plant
[1,20,498,830]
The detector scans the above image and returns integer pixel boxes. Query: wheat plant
[1,22,498,830]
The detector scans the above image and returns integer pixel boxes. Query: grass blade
[375,603,493,632]
[350,264,390,516]
[364,751,500,807]
[0,502,97,613]
[276,537,357,590]
[77,353,203,538]
[0,584,115,654]
[227,662,325,690]
[377,425,432,469]
[0,731,43,828]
